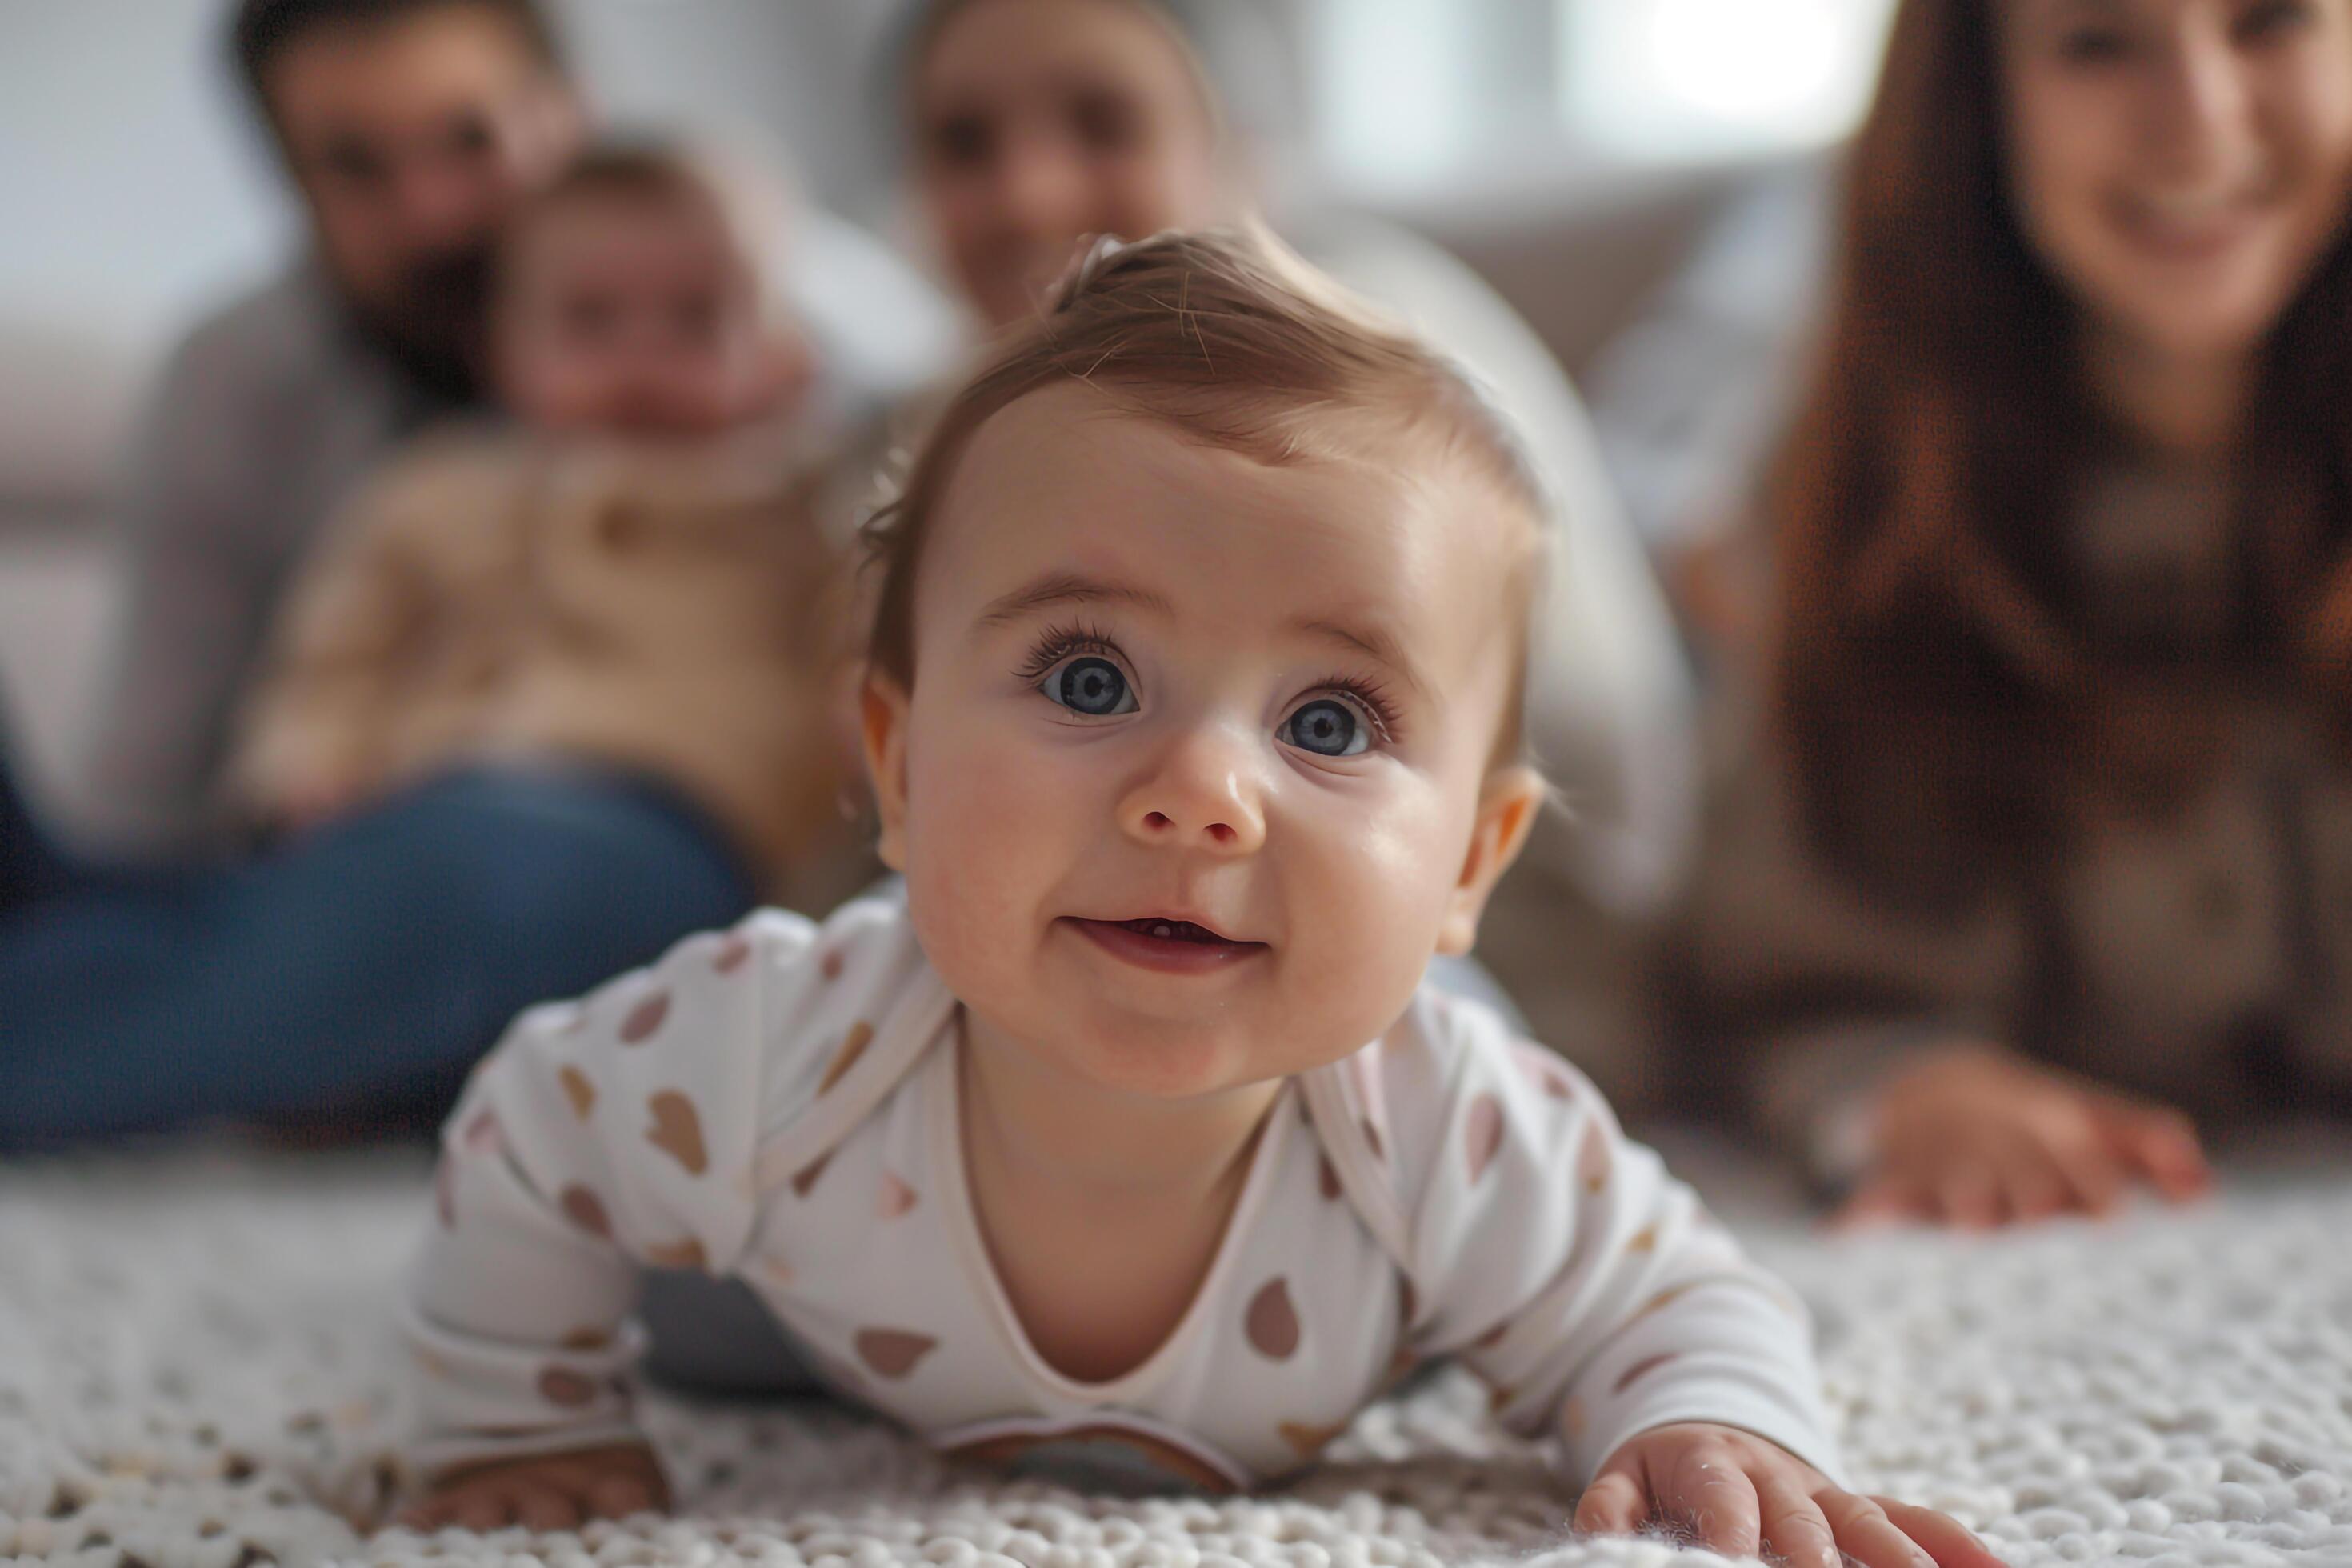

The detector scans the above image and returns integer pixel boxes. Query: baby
[232,142,846,895]
[398,230,1994,1568]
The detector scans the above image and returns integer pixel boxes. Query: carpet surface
[1,1146,2347,1568]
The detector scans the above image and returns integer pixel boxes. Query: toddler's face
[866,384,1540,1101]
[495,194,801,438]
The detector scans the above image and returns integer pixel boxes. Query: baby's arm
[1402,1019,1998,1566]
[399,913,805,1529]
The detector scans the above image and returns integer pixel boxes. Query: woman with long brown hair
[1686,0,2352,1224]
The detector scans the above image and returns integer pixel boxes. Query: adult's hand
[1836,1043,2210,1228]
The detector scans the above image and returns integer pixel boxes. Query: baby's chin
[1016,996,1374,1103]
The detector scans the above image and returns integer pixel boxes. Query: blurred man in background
[86,0,584,849]
[82,0,951,851]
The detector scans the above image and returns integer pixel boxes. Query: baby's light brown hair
[494,140,794,330]
[861,226,1550,767]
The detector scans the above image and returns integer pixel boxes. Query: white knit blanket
[1,1146,2347,1568]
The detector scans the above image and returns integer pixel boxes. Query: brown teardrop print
[1246,1278,1301,1360]
[645,1236,708,1271]
[820,949,846,981]
[1278,1420,1347,1458]
[1626,1225,1657,1253]
[1396,1276,1418,1334]
[1474,1320,1510,1350]
[878,1171,919,1220]
[818,1022,875,1094]
[1361,1118,1386,1162]
[619,992,671,1045]
[713,935,753,974]
[1612,1352,1681,1395]
[537,1367,598,1407]
[1578,1122,1611,1194]
[559,1184,611,1238]
[558,1066,597,1121]
[460,1108,502,1154]
[560,1326,611,1350]
[854,1327,938,1379]
[1561,1395,1587,1438]
[644,1091,708,1175]
[1632,1283,1694,1322]
[1514,1043,1574,1101]
[414,1349,451,1380]
[1317,1156,1342,1201]
[790,1153,830,1198]
[1486,1381,1516,1413]
[1463,1092,1506,1184]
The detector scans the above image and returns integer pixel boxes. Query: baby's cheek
[902,732,1065,962]
[1282,803,1461,1039]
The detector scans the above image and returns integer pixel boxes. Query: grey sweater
[1683,452,2352,1164]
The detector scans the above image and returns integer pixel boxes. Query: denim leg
[0,723,78,917]
[0,765,754,1148]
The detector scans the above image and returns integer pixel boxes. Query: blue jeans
[0,751,754,1148]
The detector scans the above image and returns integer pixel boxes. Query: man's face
[265,2,583,394]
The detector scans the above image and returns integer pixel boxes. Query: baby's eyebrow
[975,571,1175,628]
[1294,616,1431,704]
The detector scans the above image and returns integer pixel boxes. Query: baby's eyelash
[1013,621,1125,685]
[1310,677,1403,746]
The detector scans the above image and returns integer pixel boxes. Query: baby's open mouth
[1066,916,1269,974]
[1118,918,1230,943]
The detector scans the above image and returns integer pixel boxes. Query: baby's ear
[1434,766,1546,957]
[859,671,913,872]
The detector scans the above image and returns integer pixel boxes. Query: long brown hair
[1770,0,2352,909]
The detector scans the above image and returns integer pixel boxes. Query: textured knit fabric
[228,428,849,895]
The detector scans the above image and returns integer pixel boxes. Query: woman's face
[910,0,1226,330]
[1998,0,2352,365]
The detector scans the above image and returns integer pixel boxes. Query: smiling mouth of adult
[1064,917,1270,973]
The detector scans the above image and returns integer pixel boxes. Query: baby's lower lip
[1063,918,1270,975]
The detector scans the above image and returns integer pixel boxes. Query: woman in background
[881,0,1700,1109]
[1684,0,2352,1223]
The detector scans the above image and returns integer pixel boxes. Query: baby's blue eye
[1283,698,1368,757]
[1042,655,1136,717]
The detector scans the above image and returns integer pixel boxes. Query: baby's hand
[1837,1044,2210,1229]
[1575,1423,2002,1567]
[397,1442,670,1533]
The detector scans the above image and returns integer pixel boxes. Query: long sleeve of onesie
[1376,994,1846,1488]
[402,901,909,1481]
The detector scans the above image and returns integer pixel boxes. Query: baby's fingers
[2097,1101,2210,1202]
[512,1483,582,1532]
[1831,1174,1933,1230]
[1572,1468,1650,1535]
[1818,1488,1934,1568]
[449,1484,525,1534]
[1870,1496,2006,1568]
[1665,1446,1758,1558]
[1758,1474,1838,1568]
[586,1468,662,1520]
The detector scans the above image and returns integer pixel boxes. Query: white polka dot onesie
[405,898,1845,1494]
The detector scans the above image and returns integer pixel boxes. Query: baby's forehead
[514,188,740,282]
[927,385,1535,648]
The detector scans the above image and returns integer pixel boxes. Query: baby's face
[867,383,1539,1102]
[495,194,798,438]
